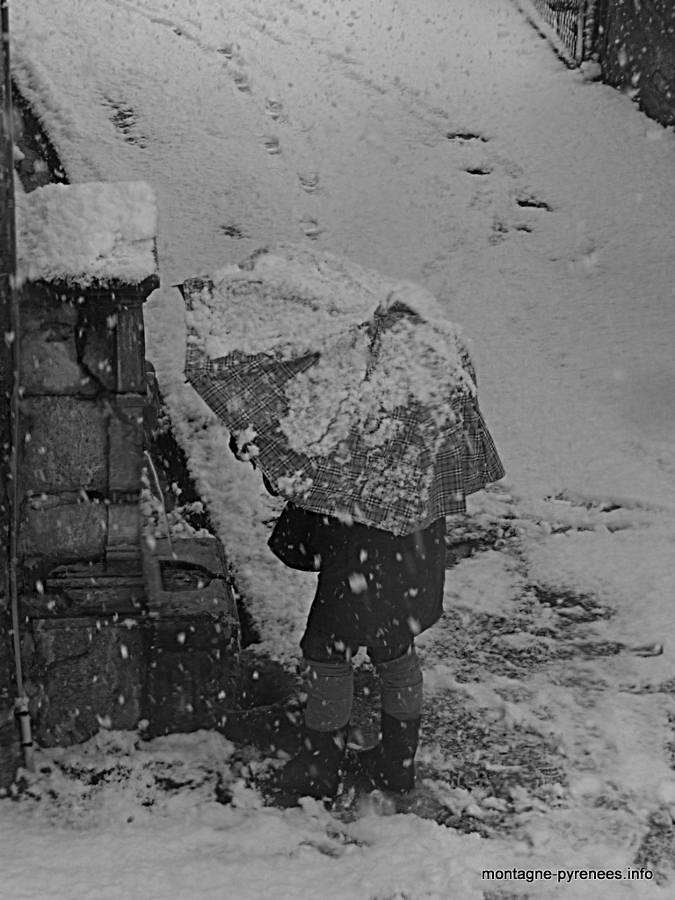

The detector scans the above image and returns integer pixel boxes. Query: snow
[186,244,471,458]
[1,729,670,900]
[183,245,490,533]
[6,0,675,897]
[276,313,466,454]
[16,181,158,286]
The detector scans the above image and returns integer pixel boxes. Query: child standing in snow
[256,313,504,801]
[219,285,504,802]
[188,248,505,802]
[267,504,447,800]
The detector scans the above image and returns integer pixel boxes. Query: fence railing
[526,0,600,64]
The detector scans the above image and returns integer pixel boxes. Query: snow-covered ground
[5,0,675,897]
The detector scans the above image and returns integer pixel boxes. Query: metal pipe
[1,0,34,772]
[144,450,175,558]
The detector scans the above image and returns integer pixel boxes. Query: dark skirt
[269,504,445,654]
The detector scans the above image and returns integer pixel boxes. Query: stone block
[20,298,95,396]
[19,497,107,564]
[21,559,146,619]
[20,396,107,494]
[142,537,241,736]
[78,301,117,393]
[143,537,233,615]
[143,613,239,737]
[106,503,141,562]
[24,617,144,747]
[15,534,241,747]
[78,297,147,394]
[108,395,145,495]
[115,301,147,393]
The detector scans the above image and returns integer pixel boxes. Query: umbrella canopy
[184,245,504,536]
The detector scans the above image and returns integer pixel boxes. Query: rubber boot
[276,726,347,800]
[359,712,421,794]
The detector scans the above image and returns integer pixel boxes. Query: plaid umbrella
[183,247,504,536]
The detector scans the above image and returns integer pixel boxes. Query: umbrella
[183,245,504,536]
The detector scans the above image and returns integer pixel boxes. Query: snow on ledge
[17,181,158,288]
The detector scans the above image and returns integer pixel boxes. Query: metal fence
[528,0,600,63]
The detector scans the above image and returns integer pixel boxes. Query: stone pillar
[10,181,241,749]
[14,181,159,584]
[14,182,159,746]
[9,181,241,750]
[16,277,157,580]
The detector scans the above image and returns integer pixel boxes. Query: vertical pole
[0,0,33,772]
[0,0,15,569]
[576,0,588,64]
[0,0,15,784]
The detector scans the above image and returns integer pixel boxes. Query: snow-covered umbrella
[183,245,504,536]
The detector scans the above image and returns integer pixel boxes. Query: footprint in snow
[516,193,552,211]
[263,135,281,155]
[446,131,489,143]
[265,98,284,120]
[219,224,248,239]
[300,217,322,239]
[298,172,320,193]
[233,71,250,92]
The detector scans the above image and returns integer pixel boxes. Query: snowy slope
[12,0,675,505]
[6,1,675,897]
[13,0,675,646]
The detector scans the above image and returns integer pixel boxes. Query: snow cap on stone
[17,181,158,287]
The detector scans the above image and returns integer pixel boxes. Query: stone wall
[18,535,241,747]
[600,0,675,126]
[12,267,240,748]
[1,123,243,789]
[17,279,153,581]
[0,627,21,792]
[12,269,242,748]
[21,535,241,747]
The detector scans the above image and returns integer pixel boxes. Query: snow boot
[275,726,347,800]
[358,713,420,794]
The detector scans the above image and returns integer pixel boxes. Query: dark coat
[269,504,445,653]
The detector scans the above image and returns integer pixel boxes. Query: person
[225,306,504,803]
[266,502,447,801]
